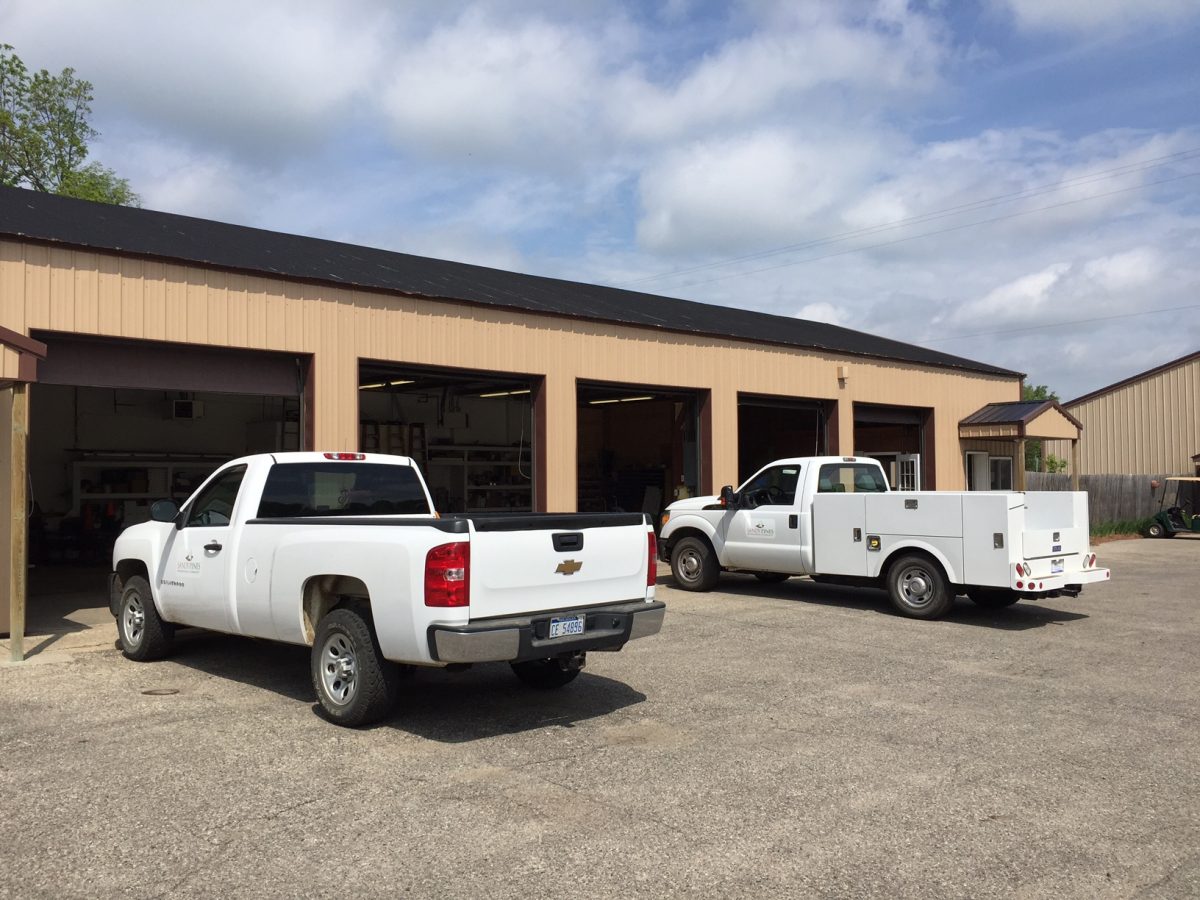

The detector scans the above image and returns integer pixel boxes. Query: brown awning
[959,400,1081,441]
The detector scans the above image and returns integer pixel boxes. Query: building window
[989,456,1013,491]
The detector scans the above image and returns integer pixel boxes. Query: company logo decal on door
[746,519,775,539]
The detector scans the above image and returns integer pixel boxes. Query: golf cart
[1148,476,1200,537]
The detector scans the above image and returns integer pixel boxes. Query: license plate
[548,614,585,639]
[1051,559,1064,574]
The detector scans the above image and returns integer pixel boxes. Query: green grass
[1090,517,1154,538]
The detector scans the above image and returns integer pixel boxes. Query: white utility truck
[659,456,1109,619]
[109,452,664,726]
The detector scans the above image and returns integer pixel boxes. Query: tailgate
[1022,491,1090,559]
[467,514,650,619]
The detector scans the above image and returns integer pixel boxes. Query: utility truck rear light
[647,532,657,588]
[425,542,470,607]
[323,452,366,461]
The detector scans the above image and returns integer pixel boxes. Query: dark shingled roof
[0,186,1020,378]
[960,400,1083,431]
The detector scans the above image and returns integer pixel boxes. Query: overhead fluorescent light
[360,379,415,390]
[479,389,531,398]
[588,395,655,405]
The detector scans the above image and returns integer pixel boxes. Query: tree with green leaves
[0,44,138,206]
[1022,383,1068,473]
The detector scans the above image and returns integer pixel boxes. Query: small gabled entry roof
[959,400,1082,440]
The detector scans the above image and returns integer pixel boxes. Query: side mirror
[719,485,736,507]
[149,499,180,524]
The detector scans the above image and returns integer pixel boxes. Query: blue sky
[3,0,1198,398]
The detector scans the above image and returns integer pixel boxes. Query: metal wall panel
[1046,356,1200,475]
[0,239,1021,510]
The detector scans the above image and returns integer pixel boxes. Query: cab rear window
[817,464,889,493]
[257,463,430,517]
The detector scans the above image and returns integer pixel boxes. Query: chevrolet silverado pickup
[110,452,664,726]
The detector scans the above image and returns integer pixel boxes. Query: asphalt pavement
[1,537,1197,899]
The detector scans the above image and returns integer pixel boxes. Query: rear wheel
[116,575,174,661]
[311,607,399,727]
[511,654,584,689]
[886,555,953,619]
[670,536,719,592]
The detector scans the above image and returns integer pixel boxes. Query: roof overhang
[959,400,1082,441]
[0,326,46,385]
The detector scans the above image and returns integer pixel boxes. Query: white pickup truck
[659,456,1109,619]
[109,452,664,726]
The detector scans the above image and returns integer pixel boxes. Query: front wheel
[511,655,584,689]
[1146,521,1166,538]
[670,536,719,592]
[117,575,174,661]
[311,607,399,727]
[886,555,952,619]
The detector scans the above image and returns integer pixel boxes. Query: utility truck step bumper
[428,600,665,664]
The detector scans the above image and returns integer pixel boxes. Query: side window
[186,465,247,527]
[740,465,801,505]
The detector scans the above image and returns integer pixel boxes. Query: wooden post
[9,382,28,663]
[1015,438,1027,491]
[1071,439,1081,491]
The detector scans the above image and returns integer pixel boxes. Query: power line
[662,170,1200,289]
[920,303,1200,344]
[615,146,1200,288]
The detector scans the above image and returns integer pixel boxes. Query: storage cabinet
[424,445,532,513]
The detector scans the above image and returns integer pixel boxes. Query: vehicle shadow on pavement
[384,667,648,742]
[697,576,1091,631]
[167,630,647,739]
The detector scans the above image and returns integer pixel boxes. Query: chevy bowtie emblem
[556,559,583,576]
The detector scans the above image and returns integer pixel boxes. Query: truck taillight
[323,452,366,460]
[425,542,470,607]
[647,531,657,588]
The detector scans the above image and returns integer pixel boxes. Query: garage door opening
[853,402,929,490]
[26,335,307,633]
[358,362,537,514]
[577,382,703,517]
[738,394,829,483]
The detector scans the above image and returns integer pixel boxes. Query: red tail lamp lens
[647,532,657,588]
[425,541,470,607]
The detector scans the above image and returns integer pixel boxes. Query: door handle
[204,541,223,552]
[853,528,862,542]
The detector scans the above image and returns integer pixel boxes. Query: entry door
[723,464,805,571]
[157,465,247,631]
[896,454,921,490]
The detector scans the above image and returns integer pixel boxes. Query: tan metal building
[1,187,1024,652]
[1045,351,1200,476]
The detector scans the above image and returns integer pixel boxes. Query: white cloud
[995,0,1199,32]
[795,302,848,326]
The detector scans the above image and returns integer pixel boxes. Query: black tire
[969,588,1020,609]
[754,572,790,584]
[116,575,174,661]
[510,656,583,689]
[886,554,953,619]
[311,607,399,727]
[1147,522,1165,538]
[670,536,719,592]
